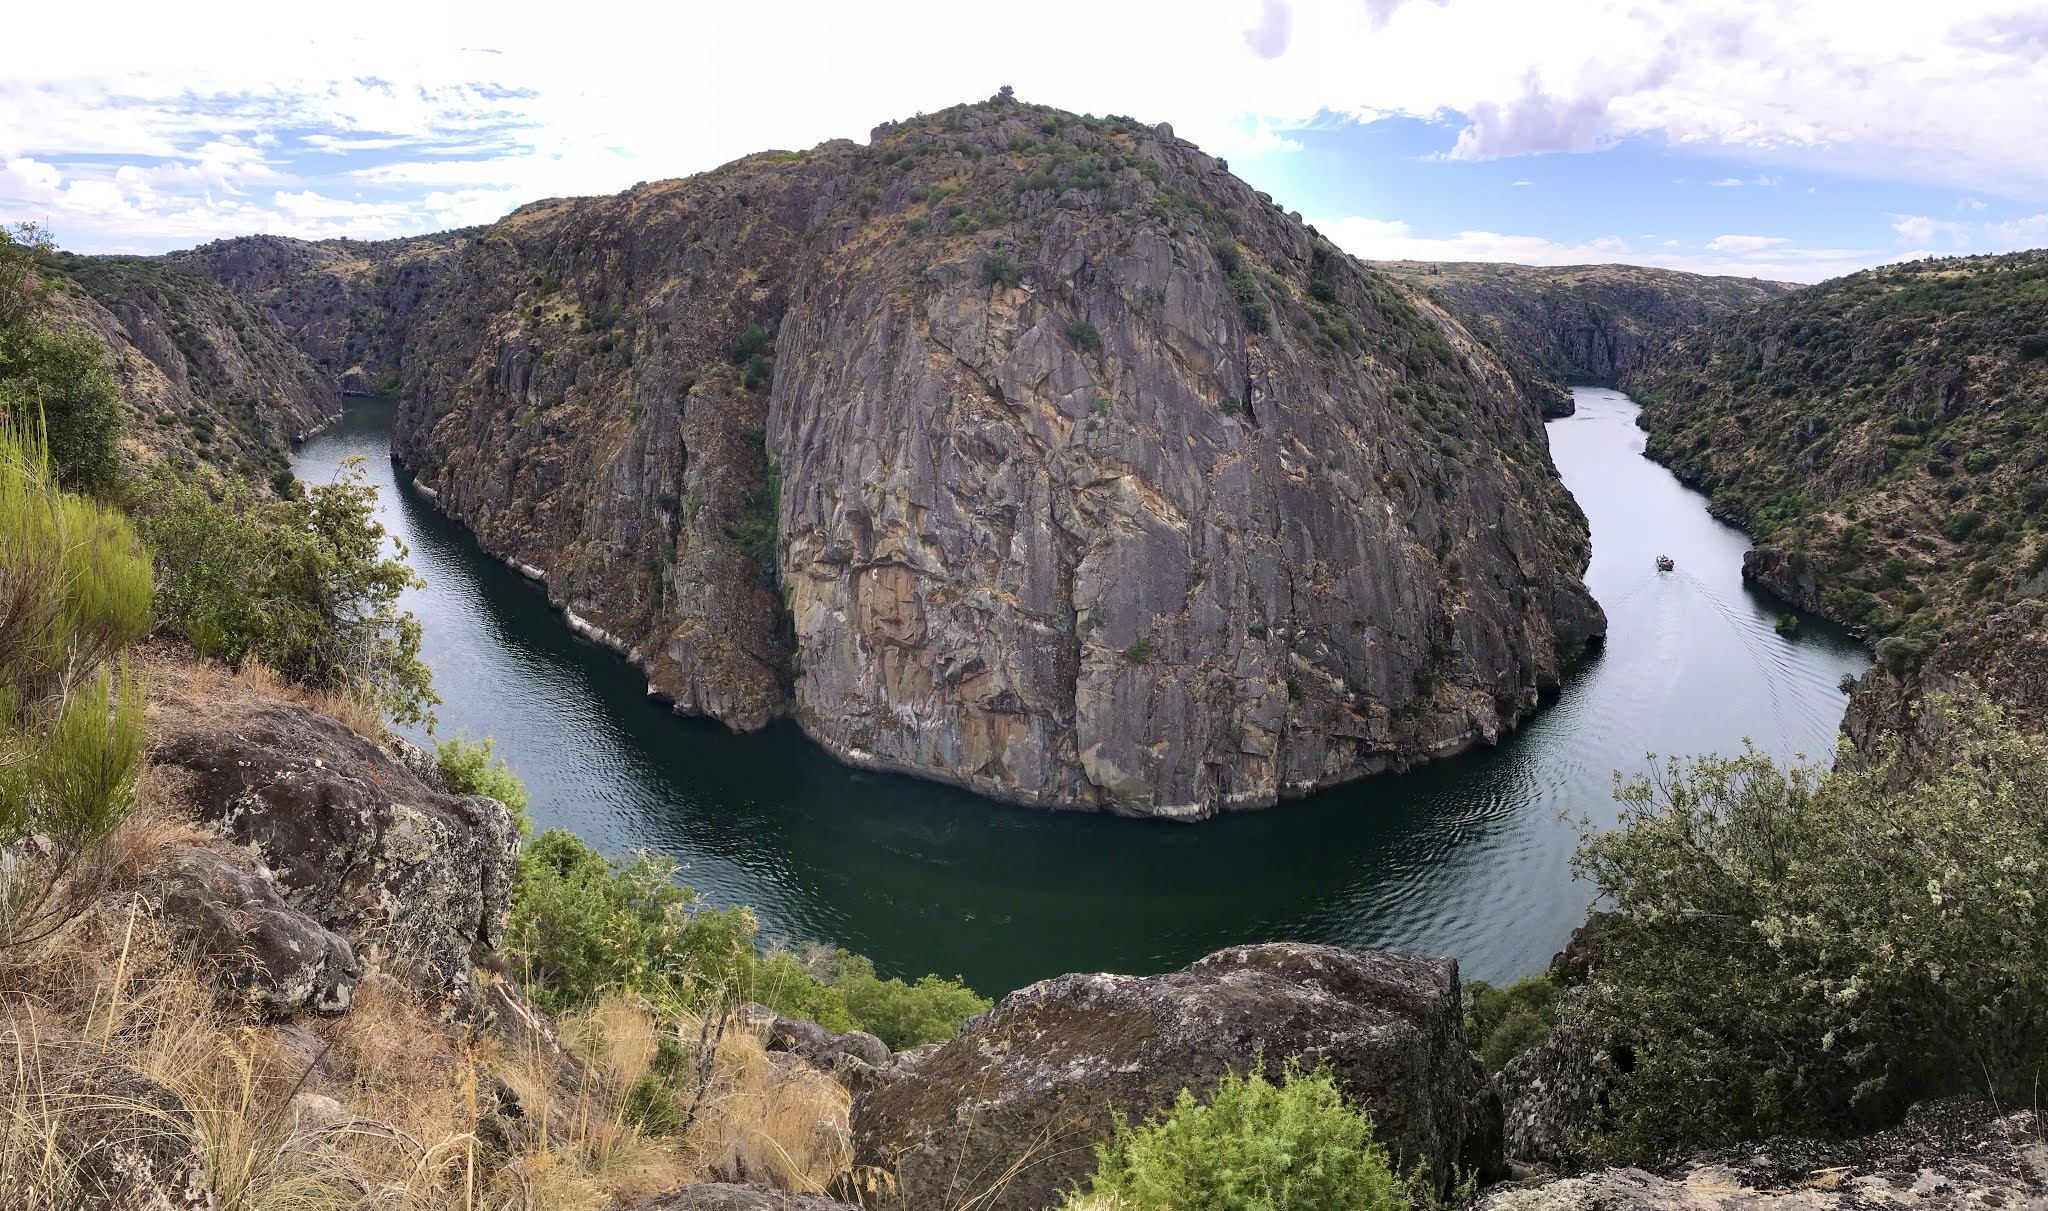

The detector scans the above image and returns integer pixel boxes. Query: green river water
[293,387,1868,995]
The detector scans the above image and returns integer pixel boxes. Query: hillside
[1374,261,1797,415]
[315,93,1607,817]
[45,252,341,482]
[169,231,468,396]
[1629,250,2048,743]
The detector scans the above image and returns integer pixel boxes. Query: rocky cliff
[1628,251,2048,751]
[170,231,467,396]
[1374,262,1796,416]
[46,252,341,480]
[379,95,1602,817]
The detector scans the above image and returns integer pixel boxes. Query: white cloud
[1890,213,1972,245]
[1317,213,1886,282]
[1511,178,1533,186]
[1710,177,1745,187]
[6,0,2048,251]
[1706,234,1790,253]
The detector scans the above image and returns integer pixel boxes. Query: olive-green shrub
[507,829,989,1043]
[1574,695,2048,1161]
[1062,1060,1424,1211]
[435,729,532,836]
[0,224,123,496]
[0,416,152,941]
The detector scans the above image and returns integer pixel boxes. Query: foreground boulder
[850,942,1501,1211]
[627,1185,859,1211]
[152,844,361,1018]
[1475,1099,2047,1210]
[151,690,519,1012]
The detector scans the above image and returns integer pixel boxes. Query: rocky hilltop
[1628,250,2048,749]
[169,231,468,397]
[339,95,1605,817]
[46,252,341,479]
[1374,261,1796,417]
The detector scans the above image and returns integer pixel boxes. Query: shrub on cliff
[1573,695,2048,1160]
[1061,1060,1427,1211]
[0,415,153,943]
[509,829,989,1043]
[131,456,438,727]
[436,728,533,835]
[1464,974,1559,1075]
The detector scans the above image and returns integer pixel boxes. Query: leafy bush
[509,830,990,1042]
[1061,1060,1425,1211]
[982,251,1023,286]
[1464,974,1559,1075]
[436,730,533,836]
[798,947,990,1049]
[1063,318,1102,351]
[1123,638,1156,664]
[1572,696,2048,1161]
[1227,270,1270,332]
[131,457,438,726]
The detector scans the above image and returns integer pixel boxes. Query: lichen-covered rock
[9,1044,213,1210]
[741,1003,893,1092]
[150,695,519,1012]
[1474,1100,2047,1210]
[625,1185,860,1211]
[384,95,1603,816]
[153,844,360,1018]
[850,942,1502,1211]
[1499,1004,1603,1170]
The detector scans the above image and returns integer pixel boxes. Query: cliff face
[1629,251,2048,751]
[170,232,466,396]
[1374,262,1797,417]
[380,98,1600,816]
[46,253,341,480]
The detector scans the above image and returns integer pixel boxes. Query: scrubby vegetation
[1569,694,2048,1161]
[1463,974,1560,1076]
[435,728,532,833]
[1,224,124,496]
[506,828,989,1045]
[1634,250,2048,643]
[1062,1061,1435,1211]
[130,458,438,727]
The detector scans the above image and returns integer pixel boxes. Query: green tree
[1573,695,2048,1161]
[132,457,437,726]
[436,729,533,836]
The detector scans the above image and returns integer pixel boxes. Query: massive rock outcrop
[382,96,1602,816]
[849,942,1501,1211]
[46,253,341,479]
[1375,261,1796,417]
[170,231,467,396]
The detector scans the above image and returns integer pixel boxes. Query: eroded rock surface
[153,844,361,1018]
[381,95,1602,815]
[1476,1100,2047,1210]
[626,1185,859,1211]
[850,942,1501,1211]
[149,682,519,1012]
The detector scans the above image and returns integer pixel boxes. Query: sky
[4,0,2046,283]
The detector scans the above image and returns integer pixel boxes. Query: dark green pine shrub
[0,415,154,942]
[1064,318,1102,351]
[982,250,1023,286]
[1464,974,1560,1075]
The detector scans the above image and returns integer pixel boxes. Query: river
[292,386,1868,995]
